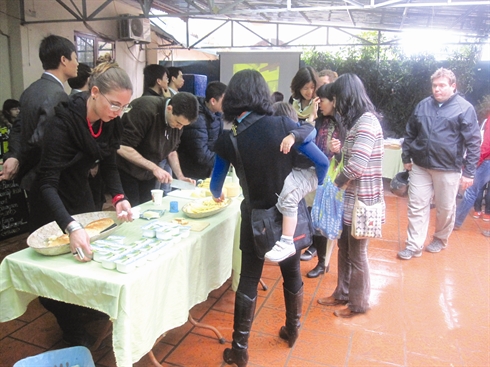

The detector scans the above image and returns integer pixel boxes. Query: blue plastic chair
[13,346,95,367]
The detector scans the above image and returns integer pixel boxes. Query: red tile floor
[1,190,489,367]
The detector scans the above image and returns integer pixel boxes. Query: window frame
[74,32,116,67]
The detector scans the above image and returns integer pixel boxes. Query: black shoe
[306,263,329,278]
[223,347,248,367]
[300,248,317,261]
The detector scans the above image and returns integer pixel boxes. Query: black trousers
[39,297,107,337]
[118,169,156,206]
[238,249,302,299]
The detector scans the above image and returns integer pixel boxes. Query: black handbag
[251,200,313,260]
[229,117,313,260]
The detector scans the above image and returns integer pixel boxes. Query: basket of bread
[27,211,121,256]
[182,197,232,219]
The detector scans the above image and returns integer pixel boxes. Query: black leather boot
[307,236,328,278]
[279,284,303,347]
[223,292,257,367]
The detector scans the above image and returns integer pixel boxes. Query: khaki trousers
[406,164,460,252]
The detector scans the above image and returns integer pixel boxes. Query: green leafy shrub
[302,34,480,137]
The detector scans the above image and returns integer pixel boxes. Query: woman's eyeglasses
[100,93,132,113]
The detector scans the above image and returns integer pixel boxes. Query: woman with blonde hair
[31,62,134,347]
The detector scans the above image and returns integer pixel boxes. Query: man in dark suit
[0,35,78,189]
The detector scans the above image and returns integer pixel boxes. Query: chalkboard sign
[0,180,29,240]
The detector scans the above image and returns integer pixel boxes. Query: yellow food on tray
[184,198,230,214]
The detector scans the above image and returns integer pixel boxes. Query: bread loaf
[85,218,115,237]
[46,234,70,247]
[44,217,115,247]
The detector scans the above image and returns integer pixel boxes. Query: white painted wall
[0,0,219,103]
[1,0,150,101]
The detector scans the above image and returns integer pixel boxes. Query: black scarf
[53,92,123,165]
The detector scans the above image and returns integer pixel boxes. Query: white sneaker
[264,240,296,262]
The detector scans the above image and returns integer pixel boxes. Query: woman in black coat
[31,62,134,347]
[210,70,304,367]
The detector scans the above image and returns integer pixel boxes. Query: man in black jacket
[0,35,78,188]
[117,92,199,205]
[398,68,480,260]
[178,81,227,180]
[142,64,169,97]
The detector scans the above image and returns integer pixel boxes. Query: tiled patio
[1,190,489,367]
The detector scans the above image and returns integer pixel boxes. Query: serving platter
[182,198,232,219]
[27,211,121,256]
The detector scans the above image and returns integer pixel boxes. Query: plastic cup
[169,201,179,213]
[151,189,163,205]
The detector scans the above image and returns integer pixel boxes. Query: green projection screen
[219,51,302,99]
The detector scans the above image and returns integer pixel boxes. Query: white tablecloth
[382,146,404,179]
[0,197,241,367]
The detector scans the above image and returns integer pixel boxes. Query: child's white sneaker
[264,240,296,262]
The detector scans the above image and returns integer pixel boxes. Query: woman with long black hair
[317,73,385,318]
[210,69,306,366]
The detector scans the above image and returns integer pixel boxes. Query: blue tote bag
[311,156,345,240]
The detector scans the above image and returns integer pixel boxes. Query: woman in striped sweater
[317,73,385,318]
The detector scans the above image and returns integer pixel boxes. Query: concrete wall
[0,0,149,102]
[0,0,220,104]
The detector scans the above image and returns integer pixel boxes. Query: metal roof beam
[373,0,406,9]
[346,9,356,26]
[236,21,274,46]
[188,19,229,48]
[184,0,207,14]
[344,0,364,6]
[87,0,113,20]
[138,0,154,17]
[54,0,82,20]
[450,6,475,29]
[282,26,321,46]
[217,0,247,14]
[224,1,489,15]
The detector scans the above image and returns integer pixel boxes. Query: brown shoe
[333,307,362,318]
[317,295,348,306]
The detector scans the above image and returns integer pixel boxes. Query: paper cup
[151,189,163,205]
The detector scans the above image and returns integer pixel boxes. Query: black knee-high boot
[278,284,303,347]
[223,292,257,367]
[307,236,328,278]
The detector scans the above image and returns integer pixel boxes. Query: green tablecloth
[0,196,241,367]
[382,146,404,179]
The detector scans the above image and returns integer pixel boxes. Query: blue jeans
[455,160,490,227]
[474,182,490,213]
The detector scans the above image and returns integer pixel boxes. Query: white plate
[166,189,204,200]
[182,198,232,219]
[27,211,121,256]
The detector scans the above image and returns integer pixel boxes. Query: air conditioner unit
[119,17,151,43]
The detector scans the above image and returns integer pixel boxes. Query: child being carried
[265,101,329,262]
